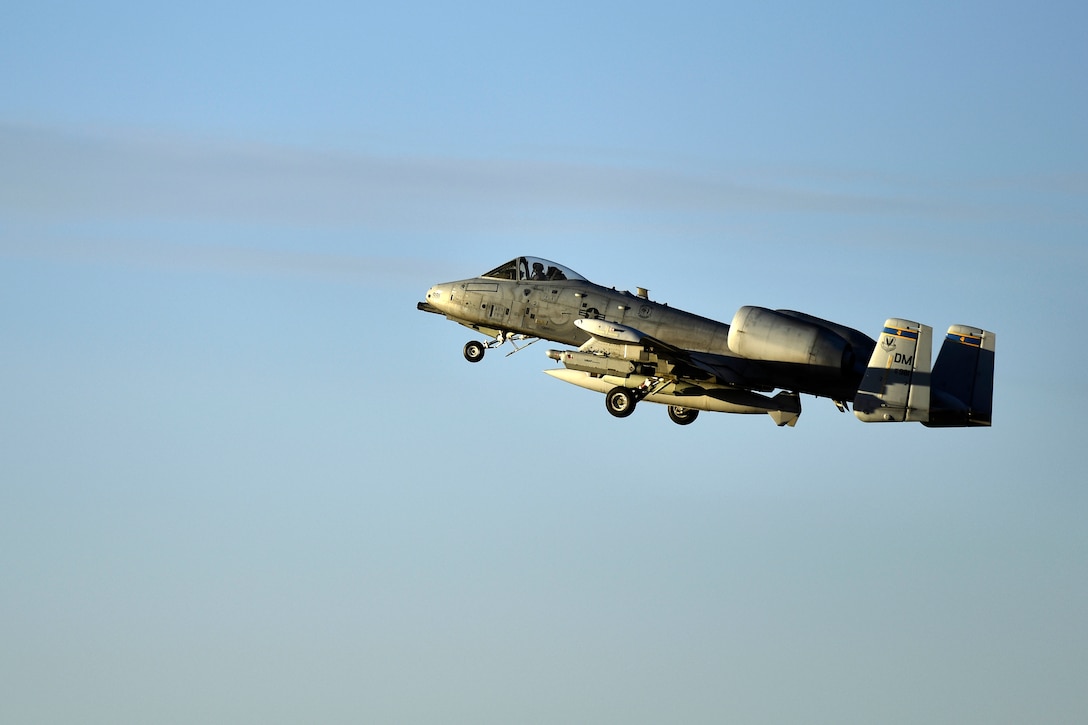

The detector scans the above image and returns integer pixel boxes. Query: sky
[2,1,1086,723]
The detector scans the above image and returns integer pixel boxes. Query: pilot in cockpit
[531,262,547,280]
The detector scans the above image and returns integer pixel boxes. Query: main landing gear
[667,405,699,425]
[462,332,536,362]
[604,386,638,418]
[604,384,701,425]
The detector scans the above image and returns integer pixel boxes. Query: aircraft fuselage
[418,256,872,401]
[418,256,995,427]
[422,274,731,356]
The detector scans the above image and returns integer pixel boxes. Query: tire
[463,340,485,363]
[667,405,699,426]
[605,387,637,418]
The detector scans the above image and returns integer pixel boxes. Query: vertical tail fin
[853,319,932,423]
[923,325,995,427]
[853,320,995,426]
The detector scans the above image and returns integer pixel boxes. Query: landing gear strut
[463,331,537,362]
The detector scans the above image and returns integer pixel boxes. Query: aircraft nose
[419,283,451,314]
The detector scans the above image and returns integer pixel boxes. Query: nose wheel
[463,340,486,363]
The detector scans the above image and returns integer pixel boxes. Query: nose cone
[418,282,454,315]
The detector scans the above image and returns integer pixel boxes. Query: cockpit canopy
[482,257,585,283]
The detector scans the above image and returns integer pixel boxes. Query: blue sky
[2,2,1086,723]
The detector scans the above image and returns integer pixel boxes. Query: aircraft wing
[572,318,750,387]
[682,350,750,386]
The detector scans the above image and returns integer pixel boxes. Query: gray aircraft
[417,256,994,427]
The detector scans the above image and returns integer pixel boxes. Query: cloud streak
[2,122,983,230]
[3,121,1084,280]
[0,232,433,285]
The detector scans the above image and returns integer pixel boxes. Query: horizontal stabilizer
[923,325,995,427]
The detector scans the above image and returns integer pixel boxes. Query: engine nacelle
[728,306,852,370]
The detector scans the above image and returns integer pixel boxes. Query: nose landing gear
[463,340,486,363]
[462,332,536,362]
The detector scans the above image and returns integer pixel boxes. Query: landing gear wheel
[463,340,485,363]
[668,406,699,426]
[605,387,638,418]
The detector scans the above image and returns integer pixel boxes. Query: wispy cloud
[1,122,985,230]
[0,231,433,285]
[3,121,1084,278]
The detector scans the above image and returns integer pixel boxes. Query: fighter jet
[417,256,994,427]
